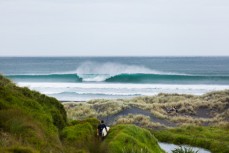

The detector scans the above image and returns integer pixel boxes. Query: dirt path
[99,107,176,127]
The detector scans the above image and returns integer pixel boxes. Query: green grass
[1,75,228,153]
[61,118,100,153]
[61,119,166,153]
[100,124,165,153]
[0,75,66,152]
[0,75,165,153]
[151,125,229,153]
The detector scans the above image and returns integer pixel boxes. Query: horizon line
[1,55,229,58]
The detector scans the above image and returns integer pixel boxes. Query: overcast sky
[0,0,229,56]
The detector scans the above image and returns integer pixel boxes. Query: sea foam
[17,82,229,101]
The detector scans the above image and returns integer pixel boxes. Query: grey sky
[0,0,229,56]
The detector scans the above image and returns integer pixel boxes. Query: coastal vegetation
[0,75,66,152]
[172,146,198,153]
[100,124,164,153]
[1,75,228,153]
[64,89,229,153]
[152,125,229,153]
[65,91,229,127]
[0,75,164,153]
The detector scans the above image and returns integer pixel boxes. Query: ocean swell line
[7,74,83,82]
[6,73,229,84]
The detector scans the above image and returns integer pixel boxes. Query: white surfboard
[102,126,110,137]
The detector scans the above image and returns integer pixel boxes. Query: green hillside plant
[172,146,198,153]
[100,124,165,153]
[0,75,166,153]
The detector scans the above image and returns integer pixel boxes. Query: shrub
[172,146,198,153]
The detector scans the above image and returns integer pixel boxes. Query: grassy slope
[0,75,164,153]
[0,75,67,152]
[61,118,100,153]
[151,125,229,153]
[61,119,164,153]
[101,124,164,153]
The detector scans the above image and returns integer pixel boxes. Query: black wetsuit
[97,123,107,136]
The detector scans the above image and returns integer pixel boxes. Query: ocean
[1,57,229,101]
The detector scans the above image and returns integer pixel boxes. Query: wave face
[7,73,229,84]
[105,73,229,84]
[6,61,229,84]
[7,62,190,83]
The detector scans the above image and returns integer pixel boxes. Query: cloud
[0,0,229,56]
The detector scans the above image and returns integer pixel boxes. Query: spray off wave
[74,62,190,82]
[75,62,166,75]
[75,62,174,82]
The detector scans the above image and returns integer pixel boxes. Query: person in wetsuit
[97,120,107,140]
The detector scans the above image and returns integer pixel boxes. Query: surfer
[97,120,108,140]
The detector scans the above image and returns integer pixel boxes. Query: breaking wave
[7,73,229,84]
[6,62,229,84]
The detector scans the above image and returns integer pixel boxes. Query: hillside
[0,75,164,153]
[0,75,67,152]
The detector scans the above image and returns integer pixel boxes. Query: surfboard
[102,126,110,137]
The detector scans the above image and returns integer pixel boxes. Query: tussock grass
[64,90,229,127]
[115,114,164,128]
[63,89,229,153]
[65,100,130,120]
[65,103,98,120]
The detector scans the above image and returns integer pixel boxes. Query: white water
[17,82,229,101]
[158,142,211,153]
